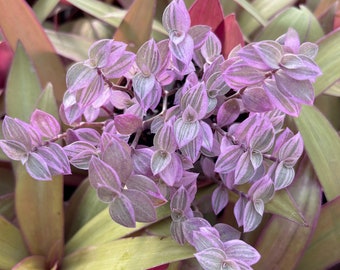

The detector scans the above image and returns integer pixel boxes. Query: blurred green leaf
[65,179,106,241]
[66,0,166,38]
[113,0,156,52]
[0,216,29,269]
[324,81,340,97]
[238,0,295,37]
[294,105,340,201]
[314,0,338,17]
[0,167,14,195]
[266,189,306,225]
[0,0,66,102]
[33,0,59,22]
[297,196,340,270]
[0,194,15,221]
[5,42,41,121]
[62,236,194,270]
[233,0,267,26]
[314,29,340,96]
[12,256,46,270]
[254,156,321,269]
[35,82,60,118]
[255,6,324,42]
[46,29,91,61]
[65,203,171,254]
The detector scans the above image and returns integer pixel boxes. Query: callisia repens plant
[0,0,322,269]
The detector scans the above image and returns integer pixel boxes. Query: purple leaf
[64,141,97,158]
[101,137,133,183]
[194,248,226,270]
[199,121,213,151]
[182,217,211,246]
[250,151,263,170]
[0,140,28,161]
[274,161,295,190]
[215,145,243,174]
[30,109,60,139]
[97,186,116,203]
[216,99,240,127]
[151,149,171,175]
[241,86,274,112]
[253,40,283,69]
[181,82,208,119]
[280,54,321,81]
[299,42,318,59]
[243,200,262,232]
[66,62,97,92]
[114,114,142,135]
[224,59,266,90]
[162,0,191,33]
[180,133,202,163]
[169,34,194,65]
[278,132,303,166]
[87,39,113,68]
[25,152,52,181]
[136,39,160,75]
[201,32,222,63]
[223,239,261,265]
[59,103,83,126]
[250,176,275,203]
[109,193,135,227]
[131,147,153,177]
[234,195,247,227]
[214,223,241,242]
[212,185,229,215]
[238,44,271,71]
[188,25,211,49]
[281,28,300,54]
[174,115,199,148]
[126,174,166,202]
[67,128,100,145]
[132,72,156,101]
[154,122,177,153]
[123,189,157,223]
[235,151,255,185]
[248,116,275,153]
[88,156,121,192]
[103,51,136,79]
[2,116,32,150]
[171,186,190,212]
[274,70,314,105]
[170,219,186,245]
[36,143,71,175]
[70,150,96,170]
[263,79,300,117]
[110,90,131,110]
[159,152,184,186]
[192,227,224,252]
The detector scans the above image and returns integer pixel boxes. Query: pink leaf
[2,116,32,150]
[0,139,27,161]
[217,99,240,127]
[241,86,274,112]
[109,193,135,227]
[30,109,60,139]
[243,201,262,232]
[215,14,245,59]
[215,145,243,174]
[174,116,199,148]
[25,152,52,181]
[189,0,224,30]
[253,41,283,69]
[274,161,295,190]
[136,39,160,75]
[212,185,229,215]
[235,151,255,185]
[103,51,136,79]
[151,149,171,175]
[159,152,184,186]
[114,114,142,135]
[223,240,260,265]
[162,0,191,33]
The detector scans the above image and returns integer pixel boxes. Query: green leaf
[5,42,41,121]
[66,0,166,37]
[266,188,306,225]
[314,29,340,96]
[32,0,59,22]
[254,156,321,269]
[65,203,171,255]
[0,0,66,102]
[65,179,106,241]
[62,236,194,270]
[35,83,60,119]
[324,81,340,97]
[0,194,15,221]
[297,196,340,270]
[294,105,340,201]
[255,6,324,42]
[12,256,46,270]
[113,0,156,52]
[0,167,14,195]
[0,216,29,269]
[238,0,295,37]
[46,29,91,62]
[233,0,267,26]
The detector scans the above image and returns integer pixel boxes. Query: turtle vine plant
[0,0,322,269]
